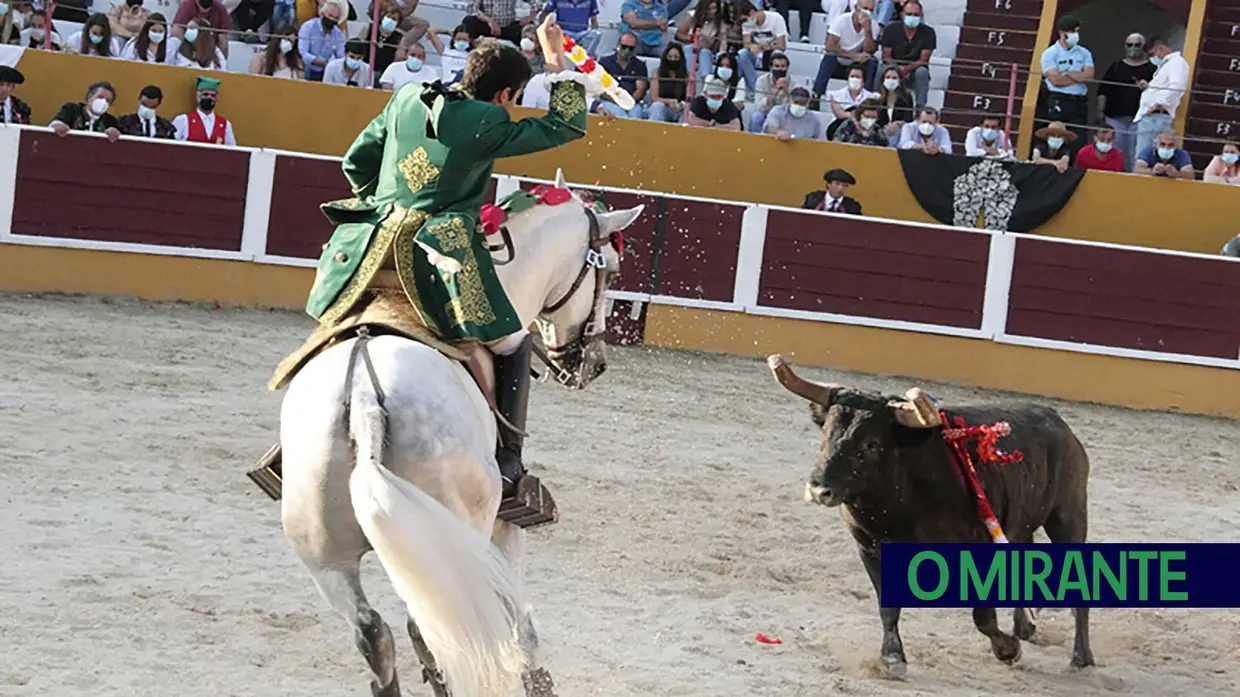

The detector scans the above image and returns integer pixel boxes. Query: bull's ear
[889,388,941,428]
[809,402,827,428]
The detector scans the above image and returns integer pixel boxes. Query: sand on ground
[1,293,1237,697]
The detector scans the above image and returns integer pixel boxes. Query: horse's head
[496,170,644,390]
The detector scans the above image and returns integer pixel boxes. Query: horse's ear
[554,168,568,189]
[595,204,645,235]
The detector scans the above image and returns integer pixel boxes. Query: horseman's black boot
[493,334,558,529]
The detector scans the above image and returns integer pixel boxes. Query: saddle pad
[268,289,477,391]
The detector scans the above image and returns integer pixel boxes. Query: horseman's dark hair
[460,38,532,103]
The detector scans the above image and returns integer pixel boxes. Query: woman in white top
[67,13,122,58]
[121,13,180,64]
[174,17,226,70]
[436,25,472,82]
[249,30,305,79]
[828,64,879,120]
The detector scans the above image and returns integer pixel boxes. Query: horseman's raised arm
[437,73,589,160]
[341,97,394,199]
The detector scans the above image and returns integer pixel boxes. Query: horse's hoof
[880,655,908,681]
[993,635,1022,665]
[1070,653,1096,670]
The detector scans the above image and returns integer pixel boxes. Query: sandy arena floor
[1,293,1238,697]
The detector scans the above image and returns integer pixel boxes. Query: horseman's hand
[537,13,566,72]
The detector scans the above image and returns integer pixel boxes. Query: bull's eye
[864,440,881,453]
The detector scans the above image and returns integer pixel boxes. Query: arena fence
[1,125,1238,418]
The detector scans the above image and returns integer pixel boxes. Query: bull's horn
[891,388,941,428]
[767,354,838,404]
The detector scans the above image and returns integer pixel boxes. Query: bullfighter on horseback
[249,14,594,527]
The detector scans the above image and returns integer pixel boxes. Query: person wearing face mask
[171,0,230,58]
[764,86,822,140]
[815,0,879,101]
[1073,126,1123,172]
[1095,33,1155,172]
[874,66,914,141]
[879,0,935,109]
[964,114,1012,159]
[648,41,689,123]
[825,64,878,139]
[172,76,237,146]
[362,7,406,83]
[519,28,546,72]
[1204,143,1240,186]
[121,13,177,63]
[540,0,602,55]
[107,0,149,39]
[297,0,347,81]
[437,25,474,82]
[687,76,742,130]
[833,102,888,146]
[116,84,176,139]
[324,39,373,87]
[898,106,951,153]
[1134,129,1194,179]
[255,17,596,521]
[1037,16,1093,153]
[750,52,791,132]
[0,65,31,125]
[1031,121,1077,173]
[250,31,305,78]
[594,32,650,119]
[19,9,64,50]
[380,40,435,90]
[802,168,863,215]
[1133,35,1189,162]
[67,12,120,57]
[50,80,122,142]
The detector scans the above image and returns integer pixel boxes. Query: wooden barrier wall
[1,125,1239,419]
[8,48,1240,256]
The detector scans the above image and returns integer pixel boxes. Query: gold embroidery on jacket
[444,248,497,328]
[397,147,440,193]
[549,82,586,121]
[424,217,471,253]
[318,209,429,327]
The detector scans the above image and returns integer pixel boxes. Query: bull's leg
[972,607,1022,665]
[1045,506,1095,669]
[1013,607,1038,642]
[859,547,906,679]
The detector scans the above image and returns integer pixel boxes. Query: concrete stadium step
[1205,5,1240,23]
[1186,116,1240,141]
[966,0,1044,18]
[957,26,1040,52]
[942,88,1023,121]
[1196,53,1240,76]
[1200,37,1240,56]
[1186,95,1240,121]
[954,41,1036,64]
[962,10,1041,32]
[947,72,1028,97]
[1194,67,1240,91]
[1203,21,1240,43]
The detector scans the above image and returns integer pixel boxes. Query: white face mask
[789,104,807,118]
[148,30,164,44]
[883,77,899,90]
[520,37,535,52]
[1095,141,1112,153]
[184,27,199,43]
[860,116,876,129]
[847,77,862,90]
[137,104,156,120]
[90,97,110,115]
[918,121,935,136]
[280,38,294,53]
[1047,136,1065,150]
[1063,31,1080,47]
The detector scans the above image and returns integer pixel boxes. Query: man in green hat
[251,14,594,526]
[172,76,235,146]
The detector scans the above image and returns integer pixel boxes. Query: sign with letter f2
[879,544,1240,608]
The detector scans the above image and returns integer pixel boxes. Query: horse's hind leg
[406,618,450,697]
[308,563,402,697]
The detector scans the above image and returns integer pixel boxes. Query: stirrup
[497,475,558,529]
[247,443,283,501]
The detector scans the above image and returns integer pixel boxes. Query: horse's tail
[346,360,525,697]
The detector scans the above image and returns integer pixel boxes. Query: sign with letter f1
[879,544,1240,608]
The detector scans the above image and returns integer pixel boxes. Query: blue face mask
[89,33,104,45]
[1223,153,1239,165]
[903,15,921,28]
[0,4,9,17]
[1157,147,1175,160]
[406,56,423,72]
[454,40,470,52]
[380,16,397,33]
[706,97,724,110]
[1150,55,1164,67]
[716,67,733,81]
[981,127,998,141]
[345,56,361,70]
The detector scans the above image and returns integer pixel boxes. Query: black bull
[767,355,1095,678]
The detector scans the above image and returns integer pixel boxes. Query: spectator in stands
[298,0,347,81]
[20,9,60,50]
[964,114,1012,158]
[1203,143,1240,186]
[380,41,435,90]
[518,24,546,72]
[121,13,177,64]
[880,0,932,109]
[750,51,790,132]
[1095,32,1155,172]
[1073,126,1123,173]
[50,80,121,142]
[875,65,913,141]
[814,0,878,101]
[1,3,19,45]
[1134,129,1194,179]
[687,75,741,129]
[648,42,690,123]
[620,0,669,58]
[737,0,787,93]
[713,51,746,110]
[833,101,887,146]
[1134,35,1189,161]
[360,6,405,82]
[371,0,428,41]
[436,25,473,81]
[172,0,231,58]
[1037,15,1093,153]
[107,0,150,40]
[0,65,31,125]
[775,0,816,44]
[464,0,535,45]
[323,39,372,86]
[68,13,121,57]
[802,168,863,214]
[675,0,727,77]
[519,70,552,109]
[541,0,601,55]
[272,0,297,34]
[765,86,821,140]
[172,76,237,146]
[117,84,176,139]
[594,31,649,119]
[898,106,950,153]
[232,0,274,39]
[250,29,305,78]
[175,18,226,69]
[1031,121,1076,172]
[826,64,877,137]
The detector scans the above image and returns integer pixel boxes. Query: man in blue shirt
[298,2,347,82]
[1134,129,1195,179]
[594,32,650,117]
[620,0,668,58]
[542,0,602,55]
[1038,15,1093,153]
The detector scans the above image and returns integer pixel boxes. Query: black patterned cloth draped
[896,150,1086,232]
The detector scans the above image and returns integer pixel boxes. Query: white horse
[278,172,643,697]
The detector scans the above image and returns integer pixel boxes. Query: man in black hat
[0,65,32,125]
[802,168,863,215]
